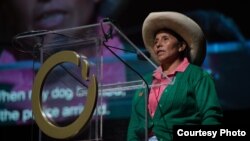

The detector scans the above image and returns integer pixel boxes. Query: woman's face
[12,0,98,30]
[153,31,186,64]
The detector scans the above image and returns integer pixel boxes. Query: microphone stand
[100,19,150,141]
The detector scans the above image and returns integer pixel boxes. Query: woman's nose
[155,41,162,48]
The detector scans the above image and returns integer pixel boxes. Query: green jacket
[127,64,223,141]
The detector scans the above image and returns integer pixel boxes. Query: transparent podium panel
[13,22,163,141]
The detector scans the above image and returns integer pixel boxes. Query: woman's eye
[163,37,168,40]
[153,40,158,45]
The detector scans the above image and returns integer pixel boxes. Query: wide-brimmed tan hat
[142,11,206,66]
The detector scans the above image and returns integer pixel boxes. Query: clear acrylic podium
[13,21,159,141]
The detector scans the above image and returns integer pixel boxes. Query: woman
[127,11,223,141]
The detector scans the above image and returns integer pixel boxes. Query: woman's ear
[178,42,187,52]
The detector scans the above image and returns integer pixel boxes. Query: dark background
[115,0,250,45]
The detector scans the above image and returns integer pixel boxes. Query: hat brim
[142,11,206,66]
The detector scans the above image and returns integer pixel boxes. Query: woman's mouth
[34,10,67,30]
[157,50,165,56]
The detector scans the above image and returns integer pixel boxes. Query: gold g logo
[32,51,98,139]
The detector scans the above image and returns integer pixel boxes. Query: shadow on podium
[1,109,250,141]
[0,118,130,141]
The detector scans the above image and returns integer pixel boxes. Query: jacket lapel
[153,74,181,119]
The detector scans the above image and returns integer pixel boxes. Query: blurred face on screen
[12,0,99,30]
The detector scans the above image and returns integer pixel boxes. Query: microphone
[101,17,151,61]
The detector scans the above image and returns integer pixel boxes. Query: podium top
[13,21,164,90]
